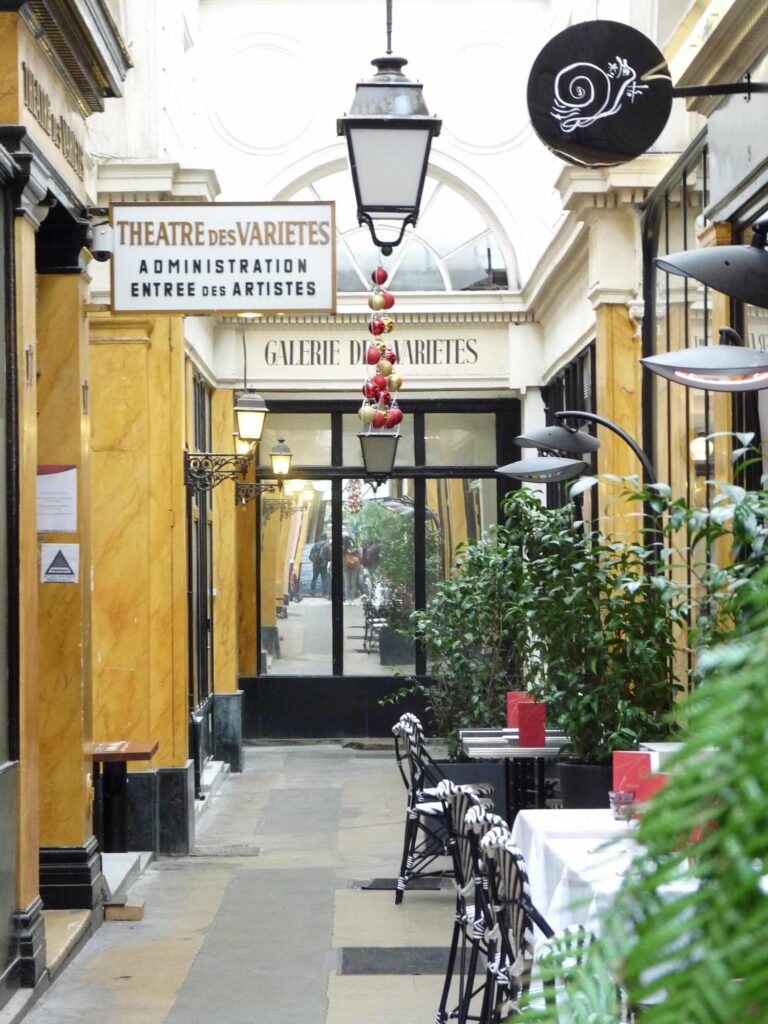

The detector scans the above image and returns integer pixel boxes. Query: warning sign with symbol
[41,543,79,584]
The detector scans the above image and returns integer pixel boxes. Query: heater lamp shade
[496,456,587,483]
[234,391,268,442]
[515,425,600,456]
[641,346,768,392]
[358,431,400,477]
[655,245,768,309]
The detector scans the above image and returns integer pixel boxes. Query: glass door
[254,399,520,679]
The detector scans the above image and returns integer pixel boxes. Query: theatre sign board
[110,202,336,314]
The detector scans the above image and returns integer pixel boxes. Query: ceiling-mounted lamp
[496,455,587,484]
[337,0,441,255]
[655,218,768,309]
[235,325,269,442]
[641,328,768,392]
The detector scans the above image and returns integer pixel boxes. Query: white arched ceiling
[268,148,522,294]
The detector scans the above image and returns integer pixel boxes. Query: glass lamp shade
[234,391,268,442]
[338,56,441,242]
[269,438,293,477]
[641,346,768,392]
[496,456,587,483]
[515,425,600,456]
[358,431,400,477]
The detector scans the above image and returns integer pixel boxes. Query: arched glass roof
[288,170,515,293]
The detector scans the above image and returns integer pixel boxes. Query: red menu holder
[506,691,529,727]
[518,701,546,747]
[613,751,670,805]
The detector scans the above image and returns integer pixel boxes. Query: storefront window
[255,399,518,677]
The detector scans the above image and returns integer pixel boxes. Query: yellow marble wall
[89,312,188,769]
[211,389,238,693]
[0,15,21,124]
[15,217,40,908]
[36,274,92,847]
[237,491,258,677]
[594,303,644,538]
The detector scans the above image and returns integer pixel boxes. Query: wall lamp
[656,217,768,309]
[235,439,294,504]
[337,0,441,255]
[358,428,399,489]
[641,327,768,392]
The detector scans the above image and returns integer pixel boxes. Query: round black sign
[527,20,672,167]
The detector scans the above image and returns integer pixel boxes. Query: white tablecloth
[510,808,636,934]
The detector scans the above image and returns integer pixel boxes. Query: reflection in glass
[342,478,416,676]
[425,413,496,465]
[260,480,332,675]
[258,413,332,467]
[424,480,498,673]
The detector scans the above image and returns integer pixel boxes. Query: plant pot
[557,760,613,809]
[378,627,415,666]
[434,759,509,824]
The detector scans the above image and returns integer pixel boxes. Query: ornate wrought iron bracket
[235,480,279,505]
[184,451,251,492]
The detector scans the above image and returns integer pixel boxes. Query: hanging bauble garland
[358,266,404,432]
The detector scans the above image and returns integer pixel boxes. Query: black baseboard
[11,895,45,988]
[39,838,103,910]
[239,675,430,739]
[158,761,195,855]
[127,770,160,854]
[213,691,243,772]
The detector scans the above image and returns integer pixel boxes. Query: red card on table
[518,701,546,747]
[506,691,529,727]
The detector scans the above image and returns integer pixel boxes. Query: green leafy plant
[392,490,540,758]
[512,489,680,763]
[520,564,768,1024]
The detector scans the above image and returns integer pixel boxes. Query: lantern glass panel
[348,127,430,212]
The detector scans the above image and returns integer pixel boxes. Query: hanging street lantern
[337,2,441,255]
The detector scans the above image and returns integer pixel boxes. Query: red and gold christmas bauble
[371,267,388,285]
[368,292,387,311]
[376,358,393,376]
[368,318,385,336]
[388,373,403,392]
[366,345,381,365]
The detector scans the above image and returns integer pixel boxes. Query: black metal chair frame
[392,713,456,903]
[435,799,510,1024]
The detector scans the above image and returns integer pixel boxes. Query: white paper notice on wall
[37,465,77,532]
[41,543,79,584]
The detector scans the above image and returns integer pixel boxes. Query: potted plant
[375,583,416,665]
[511,488,681,807]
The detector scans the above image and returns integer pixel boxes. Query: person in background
[309,533,330,597]
[342,533,362,603]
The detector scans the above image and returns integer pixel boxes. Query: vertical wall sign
[37,464,77,532]
[527,20,672,167]
[111,202,336,314]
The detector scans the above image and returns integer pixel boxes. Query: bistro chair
[478,830,555,1023]
[435,798,511,1024]
[391,714,495,904]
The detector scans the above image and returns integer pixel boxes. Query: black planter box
[378,627,415,666]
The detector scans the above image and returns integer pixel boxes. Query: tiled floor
[21,745,457,1024]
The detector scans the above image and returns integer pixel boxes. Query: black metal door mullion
[331,476,344,675]
[414,476,427,676]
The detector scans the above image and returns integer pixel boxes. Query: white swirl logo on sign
[527,21,672,168]
[551,57,649,133]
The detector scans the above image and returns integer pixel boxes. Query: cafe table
[510,808,637,934]
[459,728,567,821]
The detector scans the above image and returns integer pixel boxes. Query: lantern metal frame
[337,1,442,255]
[358,428,400,489]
